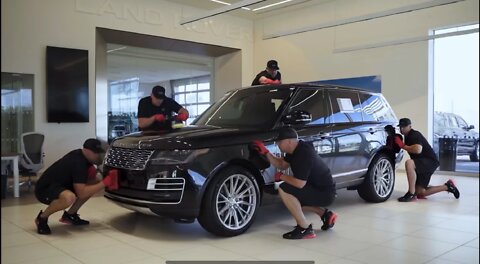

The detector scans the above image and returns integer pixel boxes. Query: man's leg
[41,190,77,218]
[302,206,326,219]
[67,194,92,214]
[405,159,417,194]
[278,188,309,228]
[416,185,446,196]
[35,190,76,235]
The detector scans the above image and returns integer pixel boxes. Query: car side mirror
[468,125,475,130]
[281,110,312,125]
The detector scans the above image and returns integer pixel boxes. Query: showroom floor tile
[1,172,478,264]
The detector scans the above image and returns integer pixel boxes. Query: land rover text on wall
[103,84,403,236]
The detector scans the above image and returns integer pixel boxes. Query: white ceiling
[106,0,319,84]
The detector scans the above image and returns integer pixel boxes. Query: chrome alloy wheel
[373,158,394,198]
[215,174,258,230]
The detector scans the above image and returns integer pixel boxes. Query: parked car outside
[434,111,479,162]
[103,83,403,236]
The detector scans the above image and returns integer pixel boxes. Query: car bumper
[104,165,205,219]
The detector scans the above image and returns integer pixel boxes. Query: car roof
[238,83,378,94]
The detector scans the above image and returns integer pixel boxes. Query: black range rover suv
[103,84,403,236]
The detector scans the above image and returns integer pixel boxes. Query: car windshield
[192,87,293,129]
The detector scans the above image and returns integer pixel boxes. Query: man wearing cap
[252,127,337,239]
[137,85,189,131]
[396,118,460,202]
[251,60,282,86]
[34,138,119,235]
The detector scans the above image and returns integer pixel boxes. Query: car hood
[111,125,277,150]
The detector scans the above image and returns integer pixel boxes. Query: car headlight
[150,148,209,165]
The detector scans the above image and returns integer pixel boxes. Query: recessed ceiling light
[107,46,127,53]
[210,0,250,10]
[252,0,292,11]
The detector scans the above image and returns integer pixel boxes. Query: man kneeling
[253,127,337,239]
[34,138,118,235]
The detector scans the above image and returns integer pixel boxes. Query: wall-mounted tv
[46,46,89,123]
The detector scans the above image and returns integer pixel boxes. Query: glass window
[359,93,397,122]
[328,90,363,123]
[194,88,292,129]
[288,89,329,125]
[1,72,34,154]
[108,78,139,142]
[172,76,211,125]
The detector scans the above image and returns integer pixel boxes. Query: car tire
[470,141,479,162]
[198,165,261,237]
[357,154,395,203]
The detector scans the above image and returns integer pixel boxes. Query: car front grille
[105,147,154,170]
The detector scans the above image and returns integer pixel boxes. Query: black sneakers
[35,210,51,235]
[445,179,460,199]
[321,210,337,231]
[282,224,316,239]
[59,211,90,225]
[398,192,416,202]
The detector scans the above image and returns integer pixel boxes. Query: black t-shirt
[137,96,182,131]
[284,140,335,191]
[251,70,282,86]
[405,129,439,163]
[36,149,91,192]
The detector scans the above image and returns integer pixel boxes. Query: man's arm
[403,144,422,154]
[138,116,156,130]
[265,153,289,170]
[73,182,106,199]
[259,76,280,84]
[279,173,306,189]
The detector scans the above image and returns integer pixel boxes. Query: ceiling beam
[263,0,465,39]
[180,0,267,25]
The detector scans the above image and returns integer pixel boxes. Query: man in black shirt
[252,127,337,239]
[396,118,460,202]
[138,85,189,131]
[34,139,119,235]
[251,60,282,86]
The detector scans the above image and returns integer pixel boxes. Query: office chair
[18,132,45,190]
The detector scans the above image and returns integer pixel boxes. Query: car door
[281,87,335,170]
[326,89,372,180]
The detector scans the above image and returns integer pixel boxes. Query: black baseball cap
[267,60,279,70]
[152,85,166,99]
[83,138,104,153]
[398,118,412,127]
[384,125,395,134]
[277,127,298,141]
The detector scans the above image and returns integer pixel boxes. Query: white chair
[18,132,45,189]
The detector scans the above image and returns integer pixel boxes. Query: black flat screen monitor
[46,46,89,123]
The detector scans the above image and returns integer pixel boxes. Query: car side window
[456,116,468,128]
[359,93,397,122]
[289,89,329,125]
[328,89,362,123]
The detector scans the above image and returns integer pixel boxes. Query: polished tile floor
[1,172,478,264]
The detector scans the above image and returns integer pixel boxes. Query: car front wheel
[198,165,260,236]
[357,154,395,203]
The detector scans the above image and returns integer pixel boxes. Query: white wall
[1,0,254,168]
[253,0,479,141]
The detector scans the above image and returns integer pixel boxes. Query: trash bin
[439,137,457,171]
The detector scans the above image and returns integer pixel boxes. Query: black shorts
[414,158,439,188]
[279,182,336,207]
[35,185,67,205]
